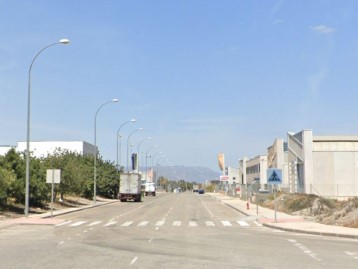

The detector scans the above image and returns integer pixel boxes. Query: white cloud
[311,25,336,34]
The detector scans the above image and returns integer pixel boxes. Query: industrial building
[0,141,96,158]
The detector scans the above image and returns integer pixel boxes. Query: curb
[262,222,358,239]
[209,193,358,240]
[41,200,119,219]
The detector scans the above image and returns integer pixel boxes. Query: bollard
[246,202,249,210]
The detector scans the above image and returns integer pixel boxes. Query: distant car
[198,189,205,194]
[193,189,199,193]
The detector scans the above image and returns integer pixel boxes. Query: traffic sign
[46,169,61,183]
[220,175,229,181]
[267,168,282,185]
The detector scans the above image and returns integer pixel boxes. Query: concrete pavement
[208,192,358,239]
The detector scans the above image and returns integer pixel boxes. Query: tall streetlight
[25,38,70,217]
[116,119,136,170]
[156,155,166,179]
[145,145,157,180]
[136,137,151,171]
[126,128,143,171]
[151,151,162,168]
[94,99,119,204]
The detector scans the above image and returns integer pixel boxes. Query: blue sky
[1,0,358,172]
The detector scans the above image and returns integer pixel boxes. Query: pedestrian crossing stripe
[155,221,165,226]
[69,221,87,227]
[138,221,149,227]
[221,221,232,226]
[87,221,102,227]
[237,221,249,227]
[57,220,266,228]
[104,221,117,227]
[121,221,133,227]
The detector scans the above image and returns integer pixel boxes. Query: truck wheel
[153,192,156,196]
[120,199,126,202]
[136,194,142,202]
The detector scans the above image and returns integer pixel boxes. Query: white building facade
[288,130,358,197]
[16,141,96,158]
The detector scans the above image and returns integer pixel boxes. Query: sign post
[46,169,61,218]
[267,168,282,223]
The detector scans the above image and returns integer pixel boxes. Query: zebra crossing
[55,219,265,229]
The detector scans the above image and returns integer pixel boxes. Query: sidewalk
[0,198,119,230]
[208,192,358,239]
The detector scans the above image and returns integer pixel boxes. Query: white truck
[144,182,156,196]
[119,172,142,202]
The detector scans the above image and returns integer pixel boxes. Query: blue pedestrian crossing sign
[267,168,282,185]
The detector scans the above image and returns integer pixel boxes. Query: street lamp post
[151,151,162,168]
[126,128,143,171]
[94,99,119,204]
[155,155,166,180]
[136,137,151,171]
[25,38,70,217]
[116,119,136,170]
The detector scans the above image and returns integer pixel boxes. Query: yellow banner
[217,153,225,171]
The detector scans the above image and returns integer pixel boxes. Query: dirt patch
[0,196,96,220]
[260,193,358,228]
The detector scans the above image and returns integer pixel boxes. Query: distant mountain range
[152,165,221,183]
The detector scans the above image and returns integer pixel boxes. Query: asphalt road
[0,192,357,269]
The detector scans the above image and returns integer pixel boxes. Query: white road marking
[221,221,232,227]
[205,221,215,227]
[189,221,198,227]
[58,241,65,245]
[121,221,133,227]
[87,221,102,227]
[288,239,322,262]
[138,221,149,227]
[69,221,87,227]
[55,221,72,227]
[237,221,249,227]
[253,221,262,226]
[173,221,181,226]
[155,221,165,226]
[83,230,88,233]
[201,200,215,218]
[130,256,138,265]
[104,221,117,227]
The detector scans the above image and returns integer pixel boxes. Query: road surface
[0,192,357,268]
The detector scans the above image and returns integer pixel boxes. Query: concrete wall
[288,130,358,197]
[311,137,358,197]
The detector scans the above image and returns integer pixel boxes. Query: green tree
[0,167,16,205]
[96,158,118,198]
[1,149,26,204]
